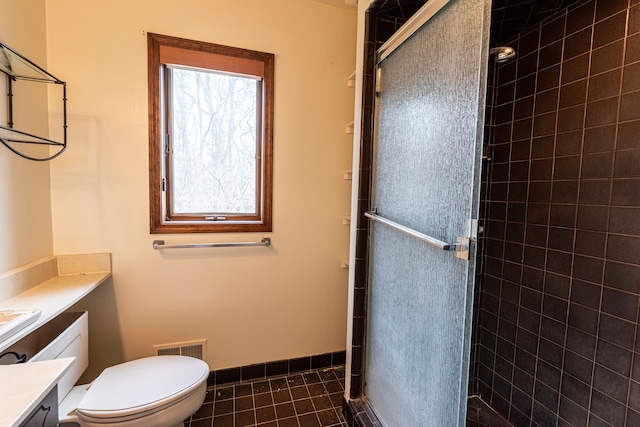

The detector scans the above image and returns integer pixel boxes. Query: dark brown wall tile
[592,365,629,404]
[596,339,632,376]
[604,261,640,294]
[541,16,566,47]
[606,234,640,264]
[536,88,560,114]
[526,224,548,247]
[566,1,595,36]
[497,82,516,105]
[566,327,596,358]
[581,152,614,179]
[588,68,622,101]
[514,96,534,120]
[477,2,640,426]
[547,227,574,252]
[537,65,561,91]
[556,130,584,155]
[531,136,555,159]
[576,205,609,231]
[593,11,627,48]
[513,118,533,140]
[574,230,606,257]
[558,105,586,132]
[617,120,640,150]
[562,53,590,84]
[585,97,618,127]
[553,155,581,180]
[591,40,624,75]
[559,80,587,108]
[511,141,531,162]
[620,87,640,122]
[578,179,611,205]
[568,304,599,335]
[622,62,640,93]
[583,125,616,153]
[518,52,539,78]
[598,314,636,349]
[570,279,602,309]
[614,149,640,177]
[550,203,577,227]
[533,112,556,136]
[609,206,640,235]
[563,351,594,386]
[629,4,640,35]
[538,41,564,70]
[551,180,579,203]
[498,61,517,85]
[625,33,640,64]
[612,178,640,205]
[516,74,537,99]
[530,160,553,181]
[572,254,604,283]
[595,0,629,22]
[601,287,638,322]
[519,27,541,57]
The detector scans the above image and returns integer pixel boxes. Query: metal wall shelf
[0,41,67,161]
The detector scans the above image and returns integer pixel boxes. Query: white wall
[46,0,356,375]
[0,0,54,275]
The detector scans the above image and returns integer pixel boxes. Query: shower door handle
[365,210,469,260]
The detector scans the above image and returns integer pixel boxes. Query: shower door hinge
[470,219,483,241]
[455,237,470,260]
[454,219,482,260]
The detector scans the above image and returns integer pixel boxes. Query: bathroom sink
[0,309,41,343]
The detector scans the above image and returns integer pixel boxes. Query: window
[148,33,274,233]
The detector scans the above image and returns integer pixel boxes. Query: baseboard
[207,350,347,387]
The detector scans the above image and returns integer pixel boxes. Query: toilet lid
[76,356,208,420]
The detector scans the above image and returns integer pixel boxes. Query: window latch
[205,216,227,221]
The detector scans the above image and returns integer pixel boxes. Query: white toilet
[30,312,209,427]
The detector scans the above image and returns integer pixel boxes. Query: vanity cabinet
[18,386,58,427]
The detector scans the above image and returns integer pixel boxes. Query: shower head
[489,46,516,63]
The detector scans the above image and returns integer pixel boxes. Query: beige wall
[0,0,54,274]
[45,0,356,375]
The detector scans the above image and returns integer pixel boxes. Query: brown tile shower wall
[476,0,640,425]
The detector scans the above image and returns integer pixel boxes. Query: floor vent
[153,339,207,360]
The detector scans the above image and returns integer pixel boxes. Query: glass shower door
[363,0,492,426]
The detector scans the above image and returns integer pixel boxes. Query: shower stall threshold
[467,396,512,427]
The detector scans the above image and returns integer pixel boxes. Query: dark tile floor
[467,396,512,427]
[185,366,348,427]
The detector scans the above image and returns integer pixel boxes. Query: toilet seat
[75,356,208,423]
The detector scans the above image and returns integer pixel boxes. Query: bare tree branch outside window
[171,68,258,214]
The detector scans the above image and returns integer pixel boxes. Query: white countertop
[0,357,75,427]
[0,254,111,354]
[0,253,111,426]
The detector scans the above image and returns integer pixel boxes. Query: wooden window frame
[148,33,274,233]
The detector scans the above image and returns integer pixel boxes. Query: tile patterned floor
[185,366,348,427]
[466,396,512,427]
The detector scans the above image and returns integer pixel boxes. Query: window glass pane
[170,68,258,214]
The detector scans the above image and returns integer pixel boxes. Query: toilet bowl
[28,312,209,427]
[59,355,208,427]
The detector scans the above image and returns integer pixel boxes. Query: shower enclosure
[345,0,491,425]
[347,0,640,426]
